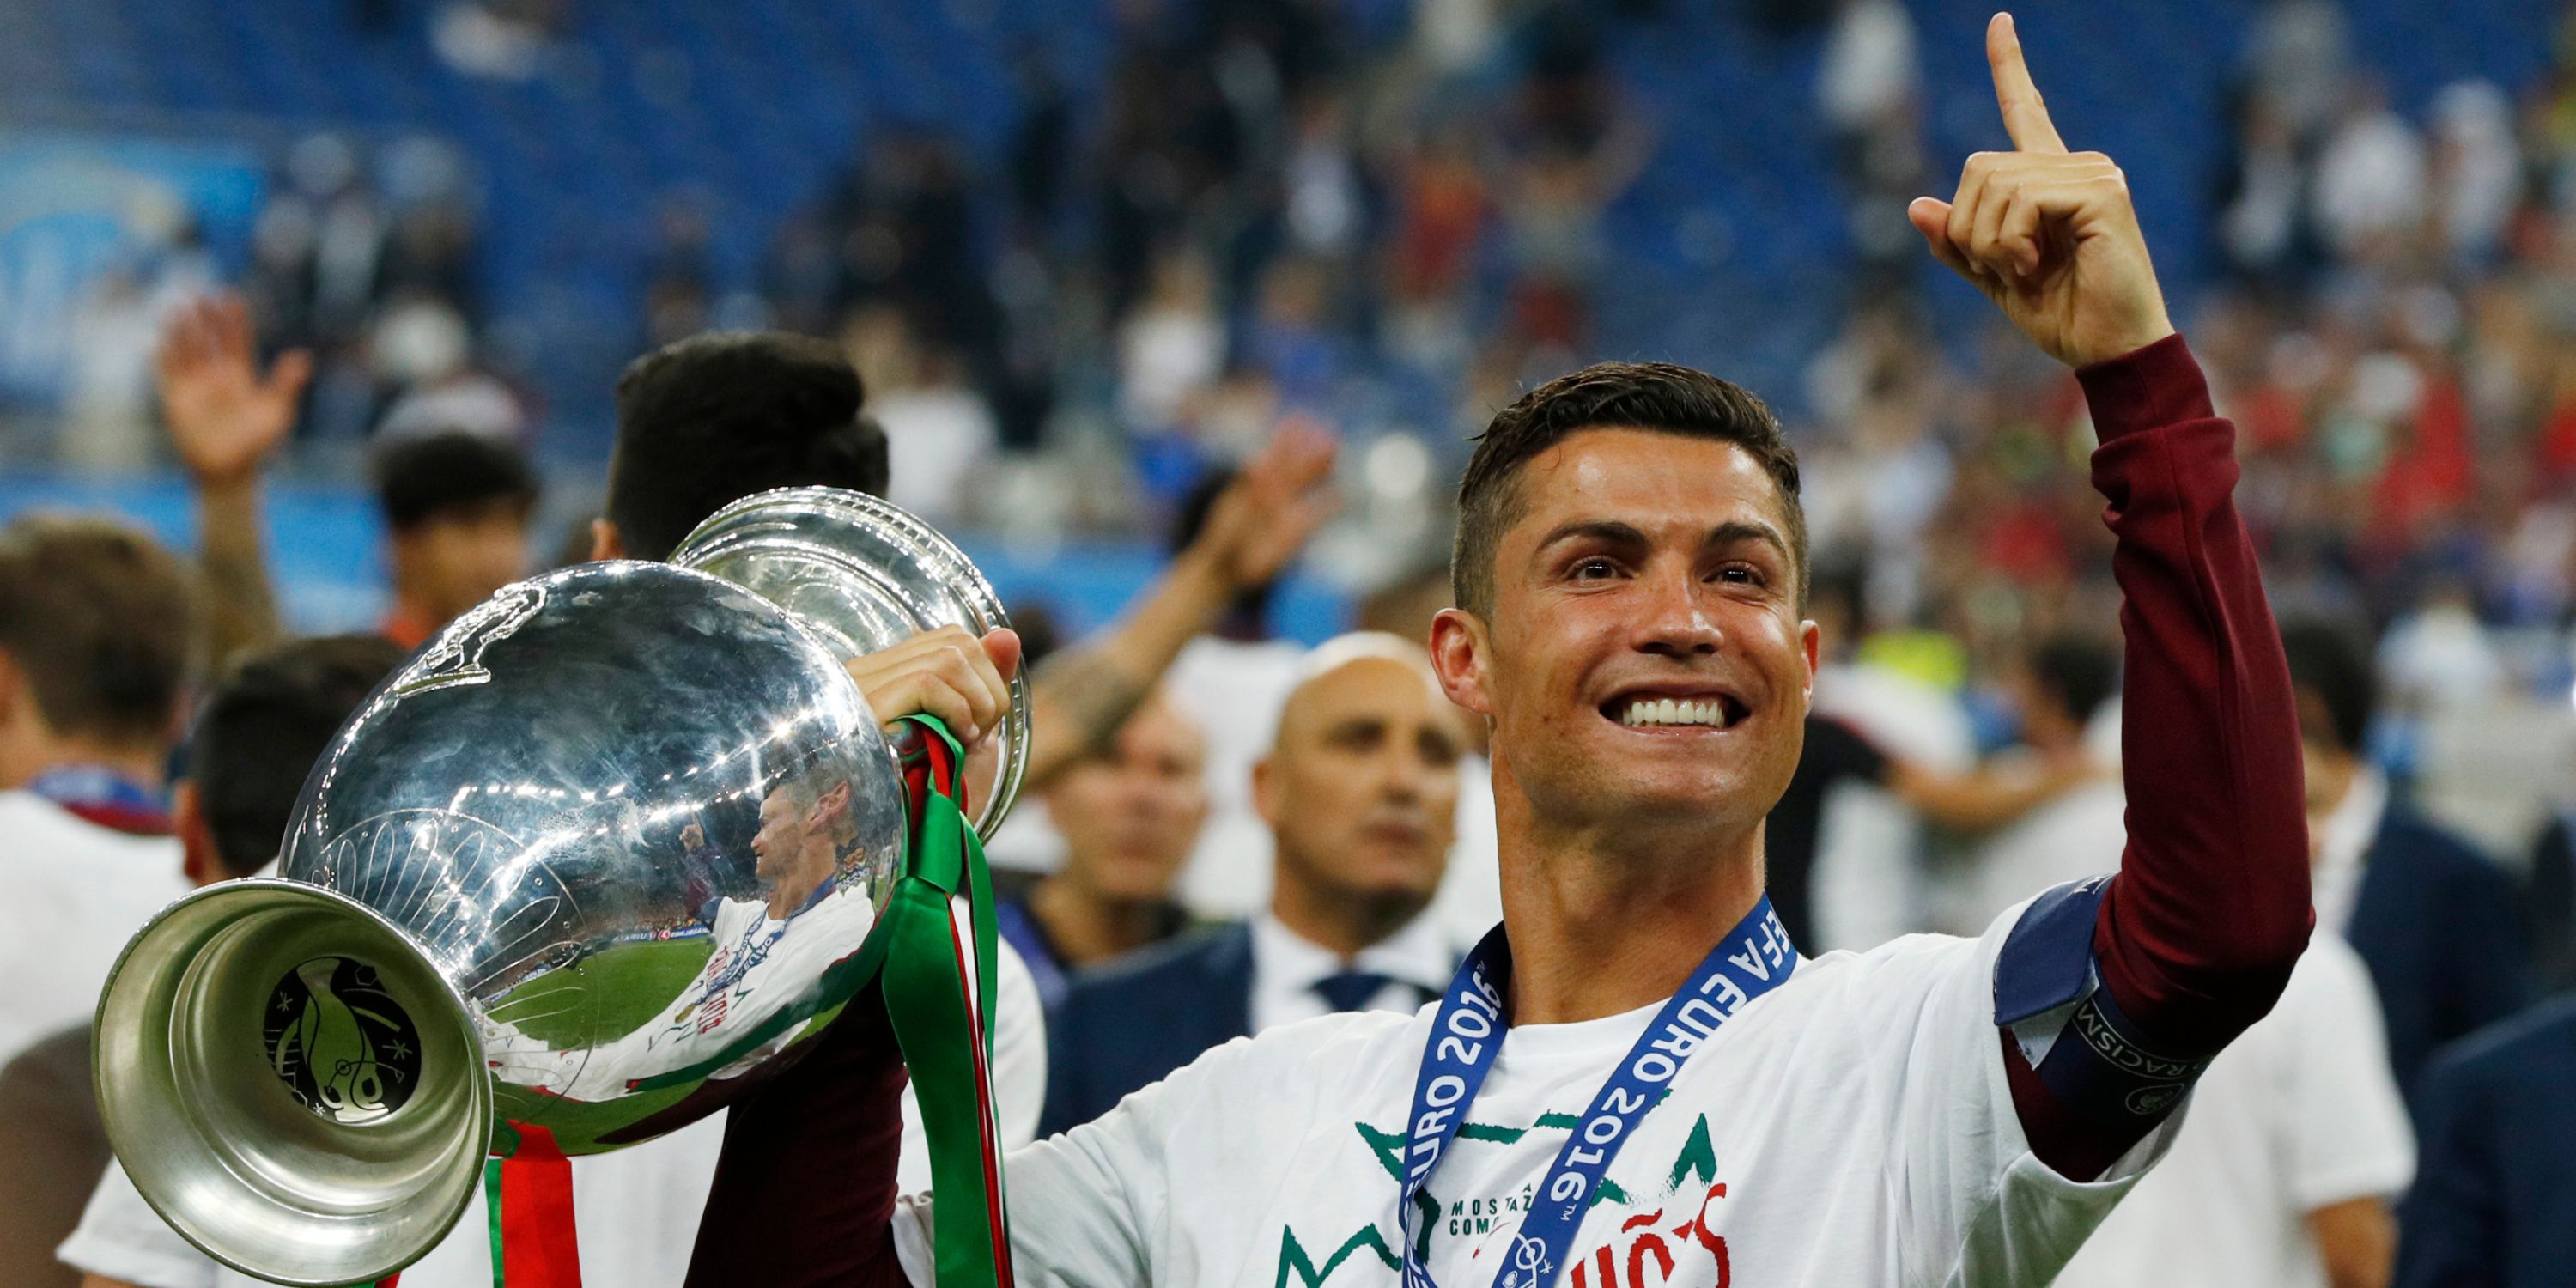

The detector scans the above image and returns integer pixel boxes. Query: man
[40,635,406,1288]
[0,520,210,1288]
[372,429,540,648]
[691,18,2312,1288]
[2282,618,2529,1102]
[994,693,1211,1011]
[1040,634,1464,1134]
[2395,996,2576,1287]
[0,516,193,1064]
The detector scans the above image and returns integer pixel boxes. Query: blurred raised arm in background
[155,294,309,672]
[1017,422,1336,793]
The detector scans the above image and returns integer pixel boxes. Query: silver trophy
[94,489,1029,1286]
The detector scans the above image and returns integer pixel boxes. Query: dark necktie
[1313,969,1398,1012]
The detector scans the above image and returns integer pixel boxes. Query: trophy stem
[94,879,494,1287]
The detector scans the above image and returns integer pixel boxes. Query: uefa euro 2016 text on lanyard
[1397,897,1797,1288]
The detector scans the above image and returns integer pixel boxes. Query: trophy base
[94,879,492,1287]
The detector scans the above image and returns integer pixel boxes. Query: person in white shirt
[1945,634,2126,933]
[0,515,195,1066]
[686,21,2318,1288]
[2053,932,2413,1288]
[1041,633,1465,1133]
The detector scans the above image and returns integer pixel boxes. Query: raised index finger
[1987,13,2066,154]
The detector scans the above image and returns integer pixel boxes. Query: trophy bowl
[669,486,1031,840]
[94,561,911,1285]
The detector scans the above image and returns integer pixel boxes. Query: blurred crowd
[4,1,2576,1287]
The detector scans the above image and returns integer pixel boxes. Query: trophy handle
[94,879,492,1286]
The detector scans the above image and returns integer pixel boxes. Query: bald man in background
[1039,634,1464,1133]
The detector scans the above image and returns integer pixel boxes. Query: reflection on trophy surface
[92,488,1025,1287]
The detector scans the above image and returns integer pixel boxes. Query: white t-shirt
[0,790,187,1064]
[2051,934,2414,1288]
[1947,778,2129,939]
[895,905,2179,1288]
[61,935,1049,1288]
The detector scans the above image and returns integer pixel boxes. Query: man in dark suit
[2281,620,2531,1103]
[1041,634,1466,1133]
[2395,996,2576,1287]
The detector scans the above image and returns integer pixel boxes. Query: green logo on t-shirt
[1273,1112,1728,1288]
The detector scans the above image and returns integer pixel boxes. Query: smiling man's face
[1443,427,1817,837]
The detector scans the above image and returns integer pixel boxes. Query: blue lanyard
[1398,896,1797,1288]
[26,763,163,814]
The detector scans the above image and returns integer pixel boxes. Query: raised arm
[157,294,308,671]
[1018,422,1334,789]
[1911,15,2310,1175]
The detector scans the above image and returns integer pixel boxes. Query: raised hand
[1195,417,1340,590]
[1905,14,2175,370]
[157,293,313,486]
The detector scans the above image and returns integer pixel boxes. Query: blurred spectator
[843,305,998,526]
[642,193,718,351]
[2427,81,2524,269]
[1949,634,2127,932]
[2312,83,2427,264]
[372,293,524,440]
[432,0,564,80]
[2284,618,2532,1104]
[15,635,404,1288]
[1116,246,1227,436]
[993,693,1210,1011]
[0,516,193,1065]
[1041,635,1461,1134]
[371,431,539,648]
[2056,934,2414,1288]
[2394,996,2576,1288]
[1817,0,1927,279]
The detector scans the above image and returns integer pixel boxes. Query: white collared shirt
[2312,766,2388,935]
[1247,908,1455,1034]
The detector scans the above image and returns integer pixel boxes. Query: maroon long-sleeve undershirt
[684,981,913,1288]
[2003,333,2314,1178]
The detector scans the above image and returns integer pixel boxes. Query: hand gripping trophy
[92,488,1028,1287]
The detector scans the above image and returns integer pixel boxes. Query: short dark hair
[191,635,407,878]
[0,515,192,746]
[605,332,890,562]
[373,432,540,532]
[2278,618,2377,755]
[2025,634,2121,726]
[1452,361,1806,617]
